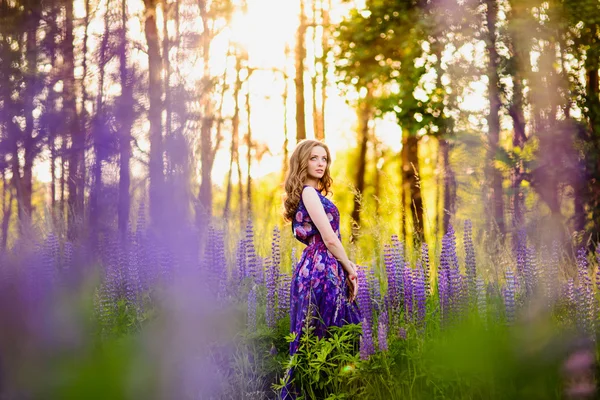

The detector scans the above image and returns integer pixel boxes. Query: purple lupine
[464,220,476,303]
[42,233,59,287]
[514,229,527,298]
[277,273,291,322]
[266,258,277,329]
[63,241,74,271]
[214,228,228,301]
[236,237,247,287]
[126,224,142,314]
[476,277,487,322]
[360,317,375,360]
[421,242,431,296]
[438,258,450,327]
[504,270,516,325]
[515,228,527,278]
[245,220,258,284]
[369,266,381,313]
[159,241,174,286]
[247,285,257,331]
[256,257,264,287]
[357,267,373,330]
[377,310,389,352]
[566,278,576,325]
[266,227,281,328]
[391,235,405,305]
[439,225,460,323]
[402,264,413,323]
[398,326,407,340]
[576,248,594,335]
[522,246,537,298]
[547,241,560,305]
[413,268,426,327]
[384,243,399,312]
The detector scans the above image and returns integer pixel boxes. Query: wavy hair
[283,139,333,222]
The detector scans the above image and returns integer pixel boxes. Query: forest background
[1,0,600,262]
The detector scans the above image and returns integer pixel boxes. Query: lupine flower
[42,233,59,286]
[413,268,426,327]
[523,246,538,298]
[421,242,431,296]
[504,270,516,325]
[256,257,264,287]
[377,311,388,352]
[464,220,476,303]
[247,285,257,331]
[266,257,279,329]
[126,225,142,315]
[398,326,407,340]
[546,241,560,305]
[391,235,405,304]
[384,243,399,311]
[449,263,461,317]
[357,267,373,330]
[438,260,449,326]
[277,273,291,322]
[369,266,381,313]
[360,317,375,360]
[439,225,459,323]
[245,220,258,284]
[575,248,594,335]
[476,277,487,322]
[515,228,527,278]
[63,241,74,271]
[236,238,247,287]
[403,264,413,323]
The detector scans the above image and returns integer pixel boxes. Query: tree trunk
[484,0,505,237]
[224,55,242,219]
[65,0,82,237]
[295,0,307,142]
[311,0,323,141]
[319,0,330,140]
[374,141,382,217]
[245,71,254,218]
[144,0,164,228]
[89,0,110,246]
[78,0,91,214]
[350,93,372,242]
[196,0,218,230]
[282,45,291,179]
[118,0,133,238]
[439,138,455,235]
[402,133,424,242]
[22,2,40,221]
[1,171,13,250]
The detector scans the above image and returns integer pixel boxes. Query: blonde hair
[283,139,333,222]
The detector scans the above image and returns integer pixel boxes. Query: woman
[281,139,361,398]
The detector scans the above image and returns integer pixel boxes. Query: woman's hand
[345,264,358,303]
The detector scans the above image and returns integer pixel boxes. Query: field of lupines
[0,213,598,399]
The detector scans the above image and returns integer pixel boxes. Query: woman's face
[306,146,328,181]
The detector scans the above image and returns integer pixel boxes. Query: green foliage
[273,323,363,399]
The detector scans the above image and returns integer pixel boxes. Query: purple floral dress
[282,185,361,398]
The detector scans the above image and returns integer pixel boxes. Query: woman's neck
[304,178,319,189]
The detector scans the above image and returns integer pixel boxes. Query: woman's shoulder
[302,185,322,195]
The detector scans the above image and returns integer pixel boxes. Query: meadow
[0,208,597,400]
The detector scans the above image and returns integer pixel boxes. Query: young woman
[281,139,362,398]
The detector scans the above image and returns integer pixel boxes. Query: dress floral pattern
[282,185,361,398]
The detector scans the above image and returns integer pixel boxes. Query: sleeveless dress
[282,185,361,399]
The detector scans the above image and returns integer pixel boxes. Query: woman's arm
[302,187,355,276]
